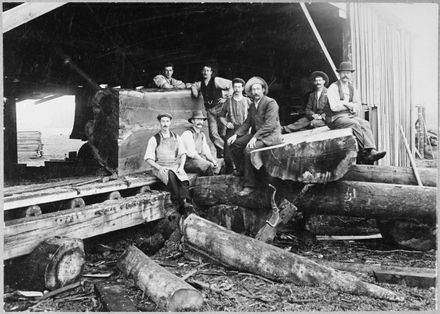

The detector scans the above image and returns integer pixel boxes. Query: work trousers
[166,170,189,206]
[327,116,376,150]
[283,117,326,133]
[206,104,225,157]
[184,157,221,176]
[224,127,239,172]
[230,133,265,187]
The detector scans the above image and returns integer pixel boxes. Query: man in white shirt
[181,110,222,176]
[153,63,192,89]
[326,61,386,163]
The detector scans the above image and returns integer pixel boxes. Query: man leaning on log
[144,113,194,215]
[228,77,283,196]
[153,63,192,89]
[326,61,386,163]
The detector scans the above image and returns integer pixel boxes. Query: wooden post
[400,125,423,186]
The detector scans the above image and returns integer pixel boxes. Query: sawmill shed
[3,2,417,178]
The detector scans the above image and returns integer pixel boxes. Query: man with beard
[181,110,221,176]
[228,77,283,196]
[191,64,233,158]
[153,63,192,89]
[282,71,329,133]
[326,61,386,163]
[144,113,194,215]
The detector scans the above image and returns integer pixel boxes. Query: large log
[343,165,437,187]
[183,214,403,301]
[191,175,436,223]
[4,190,171,260]
[118,245,204,311]
[250,127,358,183]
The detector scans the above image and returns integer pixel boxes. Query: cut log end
[169,289,205,312]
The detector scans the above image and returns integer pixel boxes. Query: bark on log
[250,127,357,183]
[183,214,403,301]
[118,245,204,311]
[191,176,436,223]
[343,165,437,187]
[24,237,85,291]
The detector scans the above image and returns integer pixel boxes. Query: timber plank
[4,191,170,260]
[373,269,436,289]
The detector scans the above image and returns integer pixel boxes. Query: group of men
[146,61,386,215]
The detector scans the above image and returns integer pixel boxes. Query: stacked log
[17,131,43,159]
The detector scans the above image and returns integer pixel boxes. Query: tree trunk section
[182,214,403,301]
[25,236,85,291]
[250,127,357,183]
[343,165,437,187]
[118,245,204,311]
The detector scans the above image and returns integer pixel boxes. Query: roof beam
[3,2,66,33]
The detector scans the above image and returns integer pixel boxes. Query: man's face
[202,66,212,79]
[192,118,205,129]
[163,66,174,79]
[233,83,244,95]
[314,77,325,89]
[159,117,171,131]
[339,71,352,83]
[251,84,265,100]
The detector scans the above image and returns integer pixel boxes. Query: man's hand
[158,166,168,178]
[210,161,217,168]
[217,98,227,104]
[227,134,237,145]
[185,83,192,88]
[246,137,257,149]
[344,103,354,112]
[312,113,321,120]
[226,122,234,129]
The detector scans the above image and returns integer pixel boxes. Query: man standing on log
[282,71,329,133]
[219,77,251,174]
[191,64,233,158]
[181,110,222,176]
[227,77,283,196]
[144,113,194,215]
[153,63,192,89]
[326,61,386,163]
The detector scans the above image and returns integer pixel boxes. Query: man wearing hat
[144,113,194,215]
[181,110,221,176]
[191,64,233,158]
[282,71,329,133]
[228,76,283,196]
[326,61,386,163]
[219,77,251,173]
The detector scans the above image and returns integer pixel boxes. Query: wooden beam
[373,269,436,289]
[3,2,66,33]
[4,191,170,260]
[299,3,338,77]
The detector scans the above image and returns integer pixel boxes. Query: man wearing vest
[326,61,386,163]
[181,111,222,176]
[228,77,283,196]
[153,63,192,89]
[282,71,329,133]
[191,64,233,158]
[219,77,251,174]
[144,113,194,215]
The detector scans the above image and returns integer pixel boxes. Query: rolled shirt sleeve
[180,130,198,158]
[327,83,349,112]
[201,134,214,161]
[176,134,187,156]
[191,81,202,98]
[215,77,233,98]
[144,137,157,161]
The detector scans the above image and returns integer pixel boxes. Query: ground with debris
[3,221,436,312]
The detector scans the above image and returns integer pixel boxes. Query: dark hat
[336,61,355,72]
[157,113,173,121]
[232,77,246,86]
[245,76,269,96]
[311,71,329,86]
[188,110,207,123]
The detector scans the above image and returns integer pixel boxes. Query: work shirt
[181,127,214,161]
[220,96,250,126]
[153,74,187,89]
[327,81,361,112]
[191,77,233,104]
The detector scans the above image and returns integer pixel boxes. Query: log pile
[17,131,43,159]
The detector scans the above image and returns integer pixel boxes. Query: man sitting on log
[326,61,386,163]
[153,63,192,89]
[191,64,233,158]
[227,77,283,196]
[282,71,329,133]
[219,77,251,174]
[181,110,222,176]
[144,113,194,215]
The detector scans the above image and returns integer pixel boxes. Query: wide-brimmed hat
[157,113,173,121]
[336,61,355,72]
[311,71,329,86]
[245,76,269,96]
[188,110,207,123]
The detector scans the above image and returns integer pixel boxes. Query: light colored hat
[245,76,269,96]
[188,110,207,123]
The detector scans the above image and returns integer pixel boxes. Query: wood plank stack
[17,131,43,159]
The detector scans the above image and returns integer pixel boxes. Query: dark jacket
[305,87,329,119]
[235,95,283,146]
